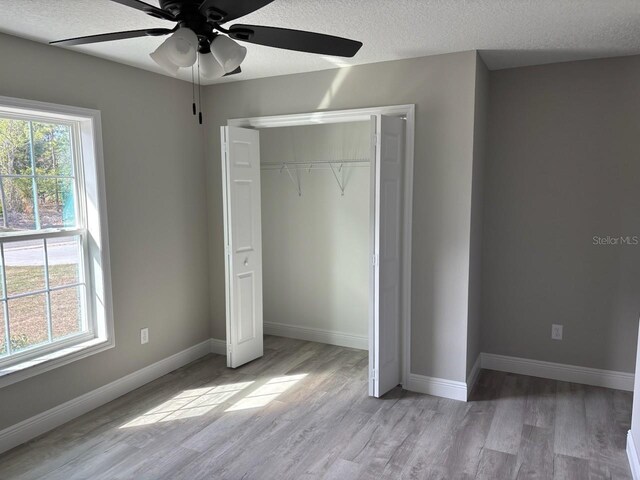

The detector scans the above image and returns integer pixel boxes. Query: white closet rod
[260,158,370,170]
[261,158,369,196]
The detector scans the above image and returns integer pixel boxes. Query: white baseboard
[210,338,226,355]
[405,350,634,403]
[406,373,467,402]
[466,355,481,400]
[628,431,640,480]
[481,353,634,391]
[264,321,368,350]
[0,339,212,455]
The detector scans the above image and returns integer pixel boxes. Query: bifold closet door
[221,126,264,368]
[371,114,404,397]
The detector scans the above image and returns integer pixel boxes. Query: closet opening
[260,121,371,358]
[221,105,415,398]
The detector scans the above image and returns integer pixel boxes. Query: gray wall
[260,122,371,339]
[483,55,640,372]
[466,54,489,378]
[0,34,211,430]
[205,51,480,382]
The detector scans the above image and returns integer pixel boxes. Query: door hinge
[371,368,377,381]
[225,245,231,257]
[372,254,379,266]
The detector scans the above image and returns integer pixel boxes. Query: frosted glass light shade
[211,35,247,73]
[167,28,198,67]
[150,28,198,74]
[199,52,225,80]
[150,47,179,76]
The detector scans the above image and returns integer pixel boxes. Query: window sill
[0,337,114,388]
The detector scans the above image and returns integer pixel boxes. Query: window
[0,96,112,387]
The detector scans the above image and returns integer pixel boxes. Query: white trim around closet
[228,104,415,390]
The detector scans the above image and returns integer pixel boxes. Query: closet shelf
[261,158,369,197]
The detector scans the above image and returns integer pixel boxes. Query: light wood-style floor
[0,336,632,479]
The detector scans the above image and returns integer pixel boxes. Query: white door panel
[371,114,404,397]
[221,126,264,368]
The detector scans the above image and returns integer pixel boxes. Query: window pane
[4,240,46,296]
[0,177,36,231]
[51,286,84,340]
[0,118,32,176]
[32,122,74,177]
[47,236,81,288]
[38,178,76,228]
[8,293,48,352]
[0,304,6,356]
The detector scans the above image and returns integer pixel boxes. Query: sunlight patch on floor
[119,374,309,428]
[225,374,307,412]
[119,381,254,428]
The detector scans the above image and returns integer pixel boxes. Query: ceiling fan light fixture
[211,35,247,73]
[199,52,225,80]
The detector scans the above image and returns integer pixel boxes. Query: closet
[221,107,409,398]
[259,122,371,351]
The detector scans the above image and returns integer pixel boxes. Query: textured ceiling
[0,0,639,84]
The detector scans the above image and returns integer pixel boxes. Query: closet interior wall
[260,121,371,347]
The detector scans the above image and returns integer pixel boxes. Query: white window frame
[0,96,113,388]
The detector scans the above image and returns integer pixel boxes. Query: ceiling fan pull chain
[191,65,197,116]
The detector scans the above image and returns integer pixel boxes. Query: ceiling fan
[49,0,363,80]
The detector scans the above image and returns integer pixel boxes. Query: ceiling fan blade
[108,0,176,20]
[224,66,242,76]
[50,28,173,47]
[228,25,362,57]
[199,0,275,23]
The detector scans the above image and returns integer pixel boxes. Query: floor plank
[484,373,528,455]
[553,454,590,479]
[475,448,518,480]
[515,424,554,479]
[554,382,590,460]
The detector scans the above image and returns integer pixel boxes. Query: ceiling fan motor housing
[159,0,226,22]
[158,0,197,17]
[158,0,225,50]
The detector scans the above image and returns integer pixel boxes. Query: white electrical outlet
[141,328,149,345]
[551,324,563,340]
